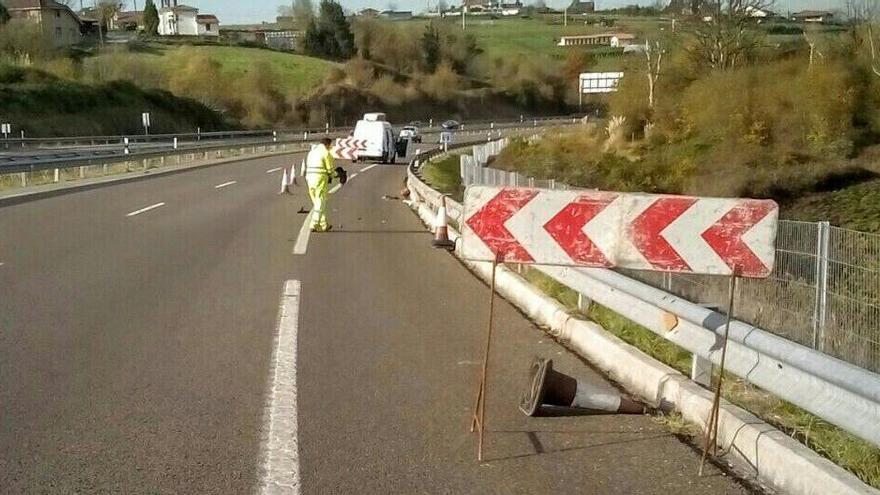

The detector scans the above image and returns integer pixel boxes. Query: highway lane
[0,150,758,493]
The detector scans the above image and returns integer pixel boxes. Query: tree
[97,0,123,31]
[143,0,159,35]
[0,2,10,25]
[437,0,448,13]
[304,0,354,59]
[846,0,880,76]
[645,39,663,109]
[686,0,771,70]
[420,24,441,73]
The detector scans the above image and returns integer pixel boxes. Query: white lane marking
[266,167,282,174]
[360,164,378,172]
[0,262,5,267]
[260,280,301,495]
[126,202,165,217]
[349,173,359,179]
[215,181,237,189]
[292,211,314,255]
[328,184,342,195]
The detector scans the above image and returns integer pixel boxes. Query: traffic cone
[432,196,455,251]
[289,164,297,187]
[279,169,290,194]
[519,357,646,417]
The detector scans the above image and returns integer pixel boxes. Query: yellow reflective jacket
[305,144,336,177]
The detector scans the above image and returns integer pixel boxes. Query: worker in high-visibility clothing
[304,137,338,232]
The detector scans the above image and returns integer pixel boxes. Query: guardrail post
[19,172,26,187]
[20,130,24,148]
[79,166,85,179]
[142,158,148,172]
[812,221,831,351]
[273,131,278,143]
[103,163,108,174]
[691,355,713,388]
[53,168,59,183]
[303,131,308,141]
[577,293,592,314]
[325,123,329,134]
[173,137,178,150]
[197,127,201,141]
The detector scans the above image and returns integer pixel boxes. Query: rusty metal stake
[470,255,501,462]
[699,265,740,476]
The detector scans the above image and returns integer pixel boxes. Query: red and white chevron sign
[331,138,366,160]
[462,186,779,278]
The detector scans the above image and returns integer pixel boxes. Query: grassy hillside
[0,65,228,136]
[80,43,337,95]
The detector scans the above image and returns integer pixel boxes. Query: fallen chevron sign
[461,186,779,278]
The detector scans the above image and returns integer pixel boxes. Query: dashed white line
[215,181,237,189]
[266,168,282,174]
[292,211,314,255]
[260,280,301,495]
[349,173,359,179]
[126,202,165,217]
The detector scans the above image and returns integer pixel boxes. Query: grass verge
[520,266,880,488]
[421,154,464,201]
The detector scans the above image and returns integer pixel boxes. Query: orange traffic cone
[432,196,455,251]
[519,357,645,416]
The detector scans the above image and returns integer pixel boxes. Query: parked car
[399,126,421,143]
[441,120,461,130]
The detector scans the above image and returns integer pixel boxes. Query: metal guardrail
[459,159,880,375]
[409,140,880,448]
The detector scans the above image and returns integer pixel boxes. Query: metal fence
[459,158,880,374]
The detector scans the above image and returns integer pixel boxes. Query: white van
[353,112,397,163]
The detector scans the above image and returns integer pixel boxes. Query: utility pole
[564,7,568,26]
[462,5,466,29]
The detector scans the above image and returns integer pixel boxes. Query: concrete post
[79,166,85,178]
[53,168,59,183]
[20,172,26,187]
[691,355,713,388]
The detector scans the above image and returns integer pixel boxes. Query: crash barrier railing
[460,160,880,376]
[0,116,581,150]
[0,139,311,192]
[411,144,880,449]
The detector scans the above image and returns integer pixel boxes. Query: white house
[158,0,219,36]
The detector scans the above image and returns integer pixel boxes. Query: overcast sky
[169,0,845,25]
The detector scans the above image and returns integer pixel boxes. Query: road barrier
[459,159,880,376]
[407,143,880,494]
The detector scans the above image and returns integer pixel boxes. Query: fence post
[812,221,831,351]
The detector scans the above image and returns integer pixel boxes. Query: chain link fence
[459,157,880,374]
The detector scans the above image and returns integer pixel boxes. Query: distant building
[567,0,595,14]
[111,10,143,31]
[379,10,413,20]
[276,15,295,24]
[158,0,219,36]
[745,6,779,19]
[558,32,635,47]
[4,0,82,47]
[358,8,380,16]
[792,10,833,23]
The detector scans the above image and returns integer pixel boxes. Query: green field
[397,16,670,61]
[87,44,338,95]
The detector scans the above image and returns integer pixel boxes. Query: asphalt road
[0,149,759,494]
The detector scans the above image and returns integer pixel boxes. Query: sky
[175,0,847,26]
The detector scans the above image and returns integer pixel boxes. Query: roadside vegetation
[419,149,880,488]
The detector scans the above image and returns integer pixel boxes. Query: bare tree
[645,39,664,109]
[686,0,773,69]
[846,0,880,76]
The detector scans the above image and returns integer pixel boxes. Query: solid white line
[292,211,314,255]
[260,280,301,495]
[215,181,237,189]
[328,184,342,195]
[266,168,282,174]
[360,164,378,172]
[0,262,4,267]
[126,202,165,217]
